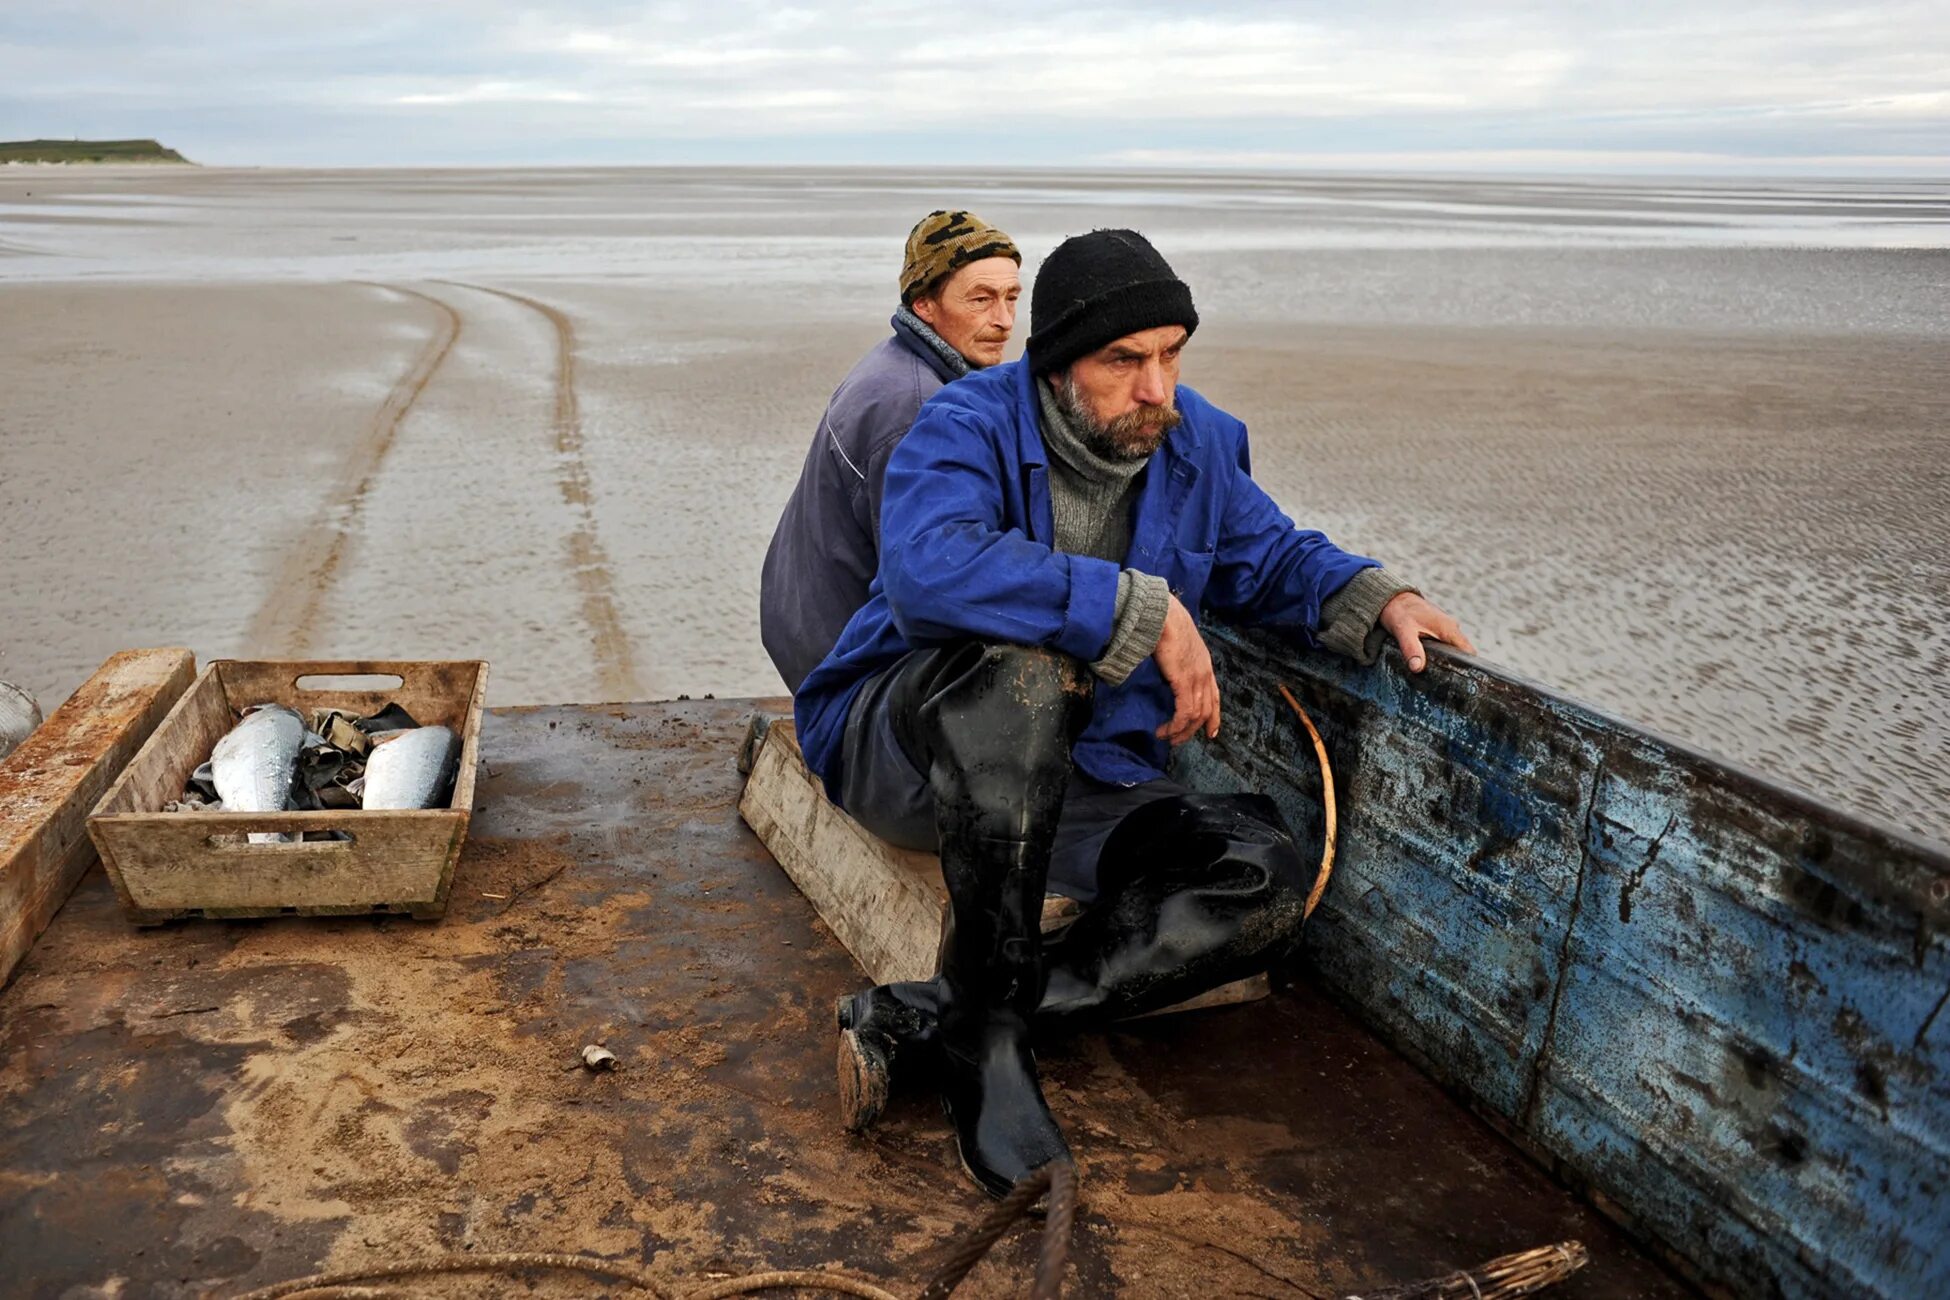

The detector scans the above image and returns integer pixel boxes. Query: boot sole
[837,1026,890,1133]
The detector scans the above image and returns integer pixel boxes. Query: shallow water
[0,166,1945,844]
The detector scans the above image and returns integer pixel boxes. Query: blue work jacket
[794,357,1377,799]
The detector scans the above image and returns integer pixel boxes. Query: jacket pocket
[1171,545,1216,613]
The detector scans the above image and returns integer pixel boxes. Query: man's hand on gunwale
[1379,592,1478,672]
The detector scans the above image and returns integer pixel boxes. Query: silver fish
[0,680,41,763]
[211,704,306,843]
[361,725,460,810]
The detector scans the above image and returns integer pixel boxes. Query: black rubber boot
[916,644,1091,1197]
[837,790,1312,1128]
[935,836,1069,1196]
[1037,792,1312,1028]
[835,978,944,1132]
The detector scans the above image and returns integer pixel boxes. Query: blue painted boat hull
[1182,625,1949,1299]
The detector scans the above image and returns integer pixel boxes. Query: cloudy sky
[3,1,1945,171]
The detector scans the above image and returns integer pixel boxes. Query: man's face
[911,256,1021,367]
[1052,325,1188,461]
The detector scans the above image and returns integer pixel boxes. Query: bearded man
[761,210,1022,692]
[792,229,1475,1197]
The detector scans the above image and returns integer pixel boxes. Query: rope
[225,1251,908,1300]
[686,1270,905,1298]
[227,1163,1081,1300]
[227,1252,673,1299]
[1032,1162,1078,1300]
[914,1161,1076,1300]
[1277,683,1338,921]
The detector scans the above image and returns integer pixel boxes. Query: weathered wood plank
[0,648,196,985]
[738,720,945,984]
[1534,730,1949,1299]
[215,658,479,730]
[1196,622,1950,1300]
[738,718,1268,1011]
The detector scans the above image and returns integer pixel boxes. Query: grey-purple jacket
[761,315,962,692]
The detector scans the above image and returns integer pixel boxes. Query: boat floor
[0,699,1696,1298]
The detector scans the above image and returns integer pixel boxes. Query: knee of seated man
[922,644,1092,766]
[1106,792,1314,902]
[972,643,1091,713]
[918,644,1092,840]
[1206,793,1313,900]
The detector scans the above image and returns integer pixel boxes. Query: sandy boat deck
[0,699,1693,1298]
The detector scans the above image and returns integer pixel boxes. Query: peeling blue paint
[1184,625,1950,1300]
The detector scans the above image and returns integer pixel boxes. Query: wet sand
[0,166,1945,843]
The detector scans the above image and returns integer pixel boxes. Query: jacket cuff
[1318,565,1417,663]
[1056,555,1124,662]
[1091,571,1171,685]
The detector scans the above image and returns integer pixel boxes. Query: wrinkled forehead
[939,256,1022,297]
[1096,324,1191,359]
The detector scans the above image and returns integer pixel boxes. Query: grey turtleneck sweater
[1035,378,1415,683]
[1035,381,1172,685]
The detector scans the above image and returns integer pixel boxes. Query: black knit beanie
[1026,229,1198,375]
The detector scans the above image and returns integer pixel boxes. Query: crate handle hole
[281,906,299,915]
[294,673,405,692]
[203,832,358,849]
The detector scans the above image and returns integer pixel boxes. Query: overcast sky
[3,1,1945,171]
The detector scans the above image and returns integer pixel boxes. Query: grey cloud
[1,1,1944,168]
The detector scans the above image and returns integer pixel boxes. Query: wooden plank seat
[738,714,1267,1012]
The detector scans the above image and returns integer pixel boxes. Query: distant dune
[0,138,191,164]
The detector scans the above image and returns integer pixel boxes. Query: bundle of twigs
[1343,1241,1589,1299]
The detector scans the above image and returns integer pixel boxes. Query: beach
[1,165,1945,842]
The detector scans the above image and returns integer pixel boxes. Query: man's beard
[1053,374,1182,463]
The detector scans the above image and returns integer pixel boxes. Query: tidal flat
[1,165,1944,841]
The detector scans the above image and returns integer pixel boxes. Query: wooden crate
[88,659,487,924]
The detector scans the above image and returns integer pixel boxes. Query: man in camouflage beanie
[761,210,1023,691]
[899,210,1020,314]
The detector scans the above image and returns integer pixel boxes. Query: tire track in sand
[443,282,642,702]
[245,283,461,655]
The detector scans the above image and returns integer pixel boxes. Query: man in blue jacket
[795,230,1474,1197]
[761,210,1022,691]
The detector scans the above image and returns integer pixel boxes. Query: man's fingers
[1423,617,1477,658]
[1395,623,1427,672]
[1154,673,1219,746]
[1396,612,1480,670]
[1153,607,1221,743]
[1157,695,1198,744]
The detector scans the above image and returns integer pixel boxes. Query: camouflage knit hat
[899,210,1020,305]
